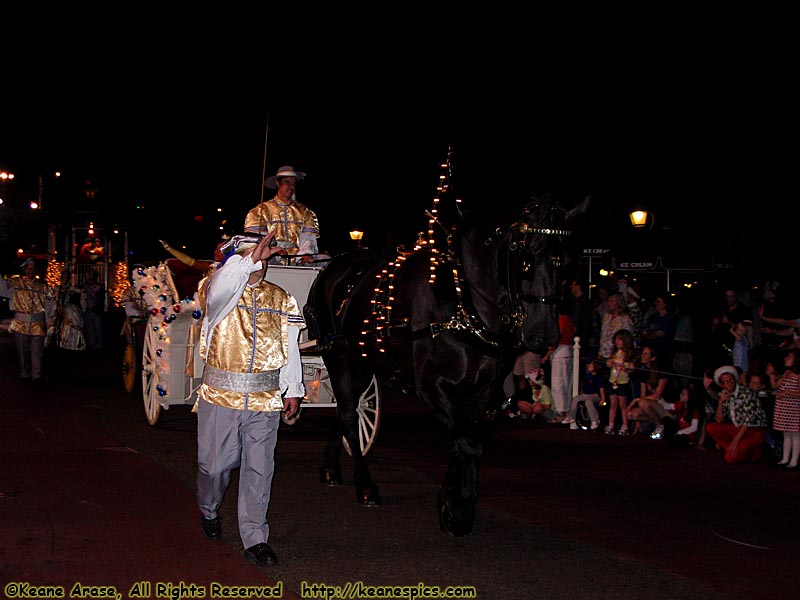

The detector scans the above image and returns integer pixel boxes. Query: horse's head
[512,194,578,352]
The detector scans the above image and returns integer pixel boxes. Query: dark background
[1,18,794,287]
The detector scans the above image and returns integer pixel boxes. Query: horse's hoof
[357,487,381,507]
[438,499,474,537]
[320,468,342,486]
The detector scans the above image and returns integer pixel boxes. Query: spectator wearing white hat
[244,165,320,265]
[704,365,768,463]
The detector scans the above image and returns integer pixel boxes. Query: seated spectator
[674,383,705,446]
[562,356,606,431]
[628,344,675,436]
[516,369,556,421]
[704,365,768,463]
[504,350,541,416]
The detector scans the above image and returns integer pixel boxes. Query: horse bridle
[363,205,569,353]
[431,206,567,350]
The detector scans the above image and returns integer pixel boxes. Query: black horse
[304,194,582,536]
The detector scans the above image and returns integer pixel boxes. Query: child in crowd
[674,383,705,445]
[731,321,750,378]
[774,348,800,468]
[562,356,606,430]
[604,329,636,435]
[516,369,556,421]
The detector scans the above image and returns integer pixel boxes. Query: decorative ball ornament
[173,304,181,313]
[153,284,160,290]
[159,294,167,302]
[160,306,167,314]
[184,296,193,303]
[192,310,202,319]
[152,325,160,331]
[150,308,159,316]
[156,348,163,357]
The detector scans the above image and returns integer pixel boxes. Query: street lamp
[349,230,364,247]
[629,209,655,229]
[1,171,14,205]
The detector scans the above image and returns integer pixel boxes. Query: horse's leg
[319,342,381,506]
[438,431,483,537]
[337,392,381,506]
[320,421,344,486]
[337,368,381,507]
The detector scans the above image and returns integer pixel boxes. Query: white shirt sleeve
[201,254,263,353]
[280,325,305,399]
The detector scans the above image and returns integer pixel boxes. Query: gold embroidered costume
[4,275,55,337]
[244,197,319,255]
[197,277,306,412]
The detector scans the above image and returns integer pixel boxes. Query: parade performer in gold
[0,257,56,383]
[194,231,305,568]
[244,165,320,265]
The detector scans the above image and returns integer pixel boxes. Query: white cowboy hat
[713,365,739,386]
[264,165,306,189]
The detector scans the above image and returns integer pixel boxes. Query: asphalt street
[3,323,799,600]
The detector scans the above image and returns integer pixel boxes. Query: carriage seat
[165,258,209,301]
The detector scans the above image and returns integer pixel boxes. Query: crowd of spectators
[507,276,800,467]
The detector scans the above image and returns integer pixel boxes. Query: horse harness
[362,209,568,355]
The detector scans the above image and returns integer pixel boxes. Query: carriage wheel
[141,326,162,426]
[122,343,137,393]
[342,374,382,457]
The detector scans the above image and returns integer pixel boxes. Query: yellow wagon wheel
[122,343,137,393]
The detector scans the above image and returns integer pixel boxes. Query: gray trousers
[196,400,280,549]
[15,332,45,380]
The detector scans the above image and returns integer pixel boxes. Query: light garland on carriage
[132,263,203,397]
[361,147,463,357]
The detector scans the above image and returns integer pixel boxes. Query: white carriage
[124,259,381,454]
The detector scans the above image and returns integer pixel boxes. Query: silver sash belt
[201,364,280,393]
[14,312,46,323]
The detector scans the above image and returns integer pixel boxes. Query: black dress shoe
[201,516,221,540]
[244,543,278,567]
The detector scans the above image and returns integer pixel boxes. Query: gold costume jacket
[197,279,306,411]
[244,197,319,254]
[5,276,55,337]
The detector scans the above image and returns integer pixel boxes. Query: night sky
[1,22,793,287]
